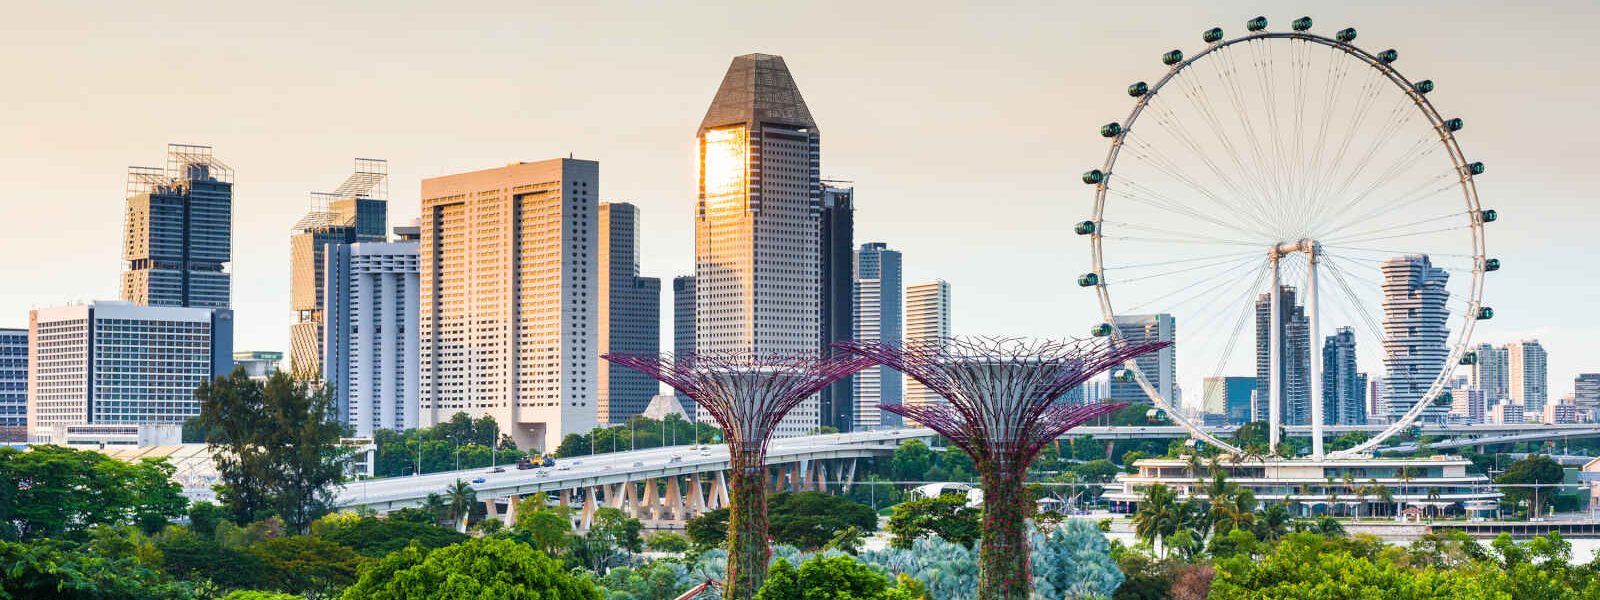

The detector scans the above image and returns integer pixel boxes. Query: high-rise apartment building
[27,301,232,437]
[328,230,420,437]
[597,202,661,426]
[1471,343,1510,403]
[0,329,25,442]
[290,159,388,379]
[1450,386,1487,425]
[903,280,951,415]
[853,242,902,430]
[1322,327,1367,425]
[695,54,823,437]
[1506,339,1549,415]
[121,144,233,309]
[1202,376,1257,425]
[1380,255,1451,423]
[1255,287,1310,425]
[819,184,855,432]
[419,158,599,450]
[672,275,696,422]
[1576,373,1600,416]
[1111,314,1176,405]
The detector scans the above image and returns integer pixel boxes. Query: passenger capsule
[1406,426,1422,438]
[1413,80,1435,94]
[1468,162,1486,175]
[1336,27,1357,42]
[1113,369,1135,383]
[1078,273,1100,287]
[1477,306,1495,320]
[1127,81,1149,97]
[1292,16,1313,31]
[1484,258,1500,272]
[1443,118,1464,132]
[1433,392,1452,406]
[1090,323,1113,337]
[1075,220,1098,235]
[1460,351,1479,366]
[1083,169,1105,184]
[1247,16,1268,31]
[1204,27,1224,43]
[1145,409,1165,423]
[1100,122,1123,138]
[1162,49,1183,66]
[1479,209,1497,223]
[1377,49,1399,64]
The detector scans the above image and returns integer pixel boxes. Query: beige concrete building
[903,280,951,415]
[419,159,598,450]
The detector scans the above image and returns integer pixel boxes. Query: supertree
[602,350,874,600]
[836,336,1170,600]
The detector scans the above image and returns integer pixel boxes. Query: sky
[2,0,1597,406]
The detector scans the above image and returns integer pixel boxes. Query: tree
[339,537,602,599]
[685,508,730,547]
[154,525,269,591]
[1029,519,1124,599]
[646,531,690,554]
[313,516,466,559]
[1132,484,1181,557]
[0,538,195,599]
[575,507,643,574]
[0,445,188,540]
[891,439,935,481]
[514,499,575,556]
[197,369,351,531]
[1210,532,1479,599]
[1496,454,1563,518]
[443,480,477,533]
[756,555,919,600]
[886,493,982,549]
[250,535,361,597]
[767,491,878,550]
[1254,503,1291,542]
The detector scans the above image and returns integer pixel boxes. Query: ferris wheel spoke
[1103,248,1262,272]
[1310,132,1444,229]
[1208,262,1272,379]
[1119,255,1265,313]
[1300,86,1407,222]
[1326,223,1471,247]
[1317,172,1457,240]
[1215,43,1292,227]
[1322,210,1467,246]
[1108,253,1265,286]
[1101,218,1257,245]
[1108,181,1274,241]
[1165,63,1285,222]
[1137,95,1282,235]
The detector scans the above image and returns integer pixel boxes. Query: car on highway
[489,467,505,473]
[558,462,573,471]
[633,461,644,468]
[668,455,683,464]
[470,477,486,484]
[699,448,712,456]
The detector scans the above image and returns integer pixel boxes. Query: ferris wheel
[1079,16,1496,459]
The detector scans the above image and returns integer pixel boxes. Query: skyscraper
[1471,343,1510,403]
[672,275,697,422]
[1255,287,1309,425]
[819,184,855,432]
[1507,339,1549,416]
[329,226,420,437]
[121,144,233,308]
[0,329,25,443]
[1380,255,1451,422]
[598,202,662,426]
[290,159,388,379]
[1110,314,1176,405]
[695,53,823,438]
[852,242,903,430]
[1322,327,1366,425]
[1202,376,1256,425]
[903,280,951,416]
[1576,373,1600,417]
[27,301,232,437]
[419,158,598,451]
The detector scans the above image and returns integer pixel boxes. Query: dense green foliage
[886,492,982,549]
[1496,454,1565,518]
[0,445,186,540]
[684,492,877,550]
[312,515,468,558]
[552,414,722,458]
[197,370,352,530]
[369,413,528,477]
[756,554,922,599]
[338,537,602,599]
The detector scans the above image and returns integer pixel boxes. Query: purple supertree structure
[602,350,874,600]
[837,336,1170,600]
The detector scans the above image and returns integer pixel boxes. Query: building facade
[0,329,25,442]
[330,237,420,437]
[27,301,232,437]
[1471,343,1510,403]
[1576,373,1600,419]
[903,280,951,414]
[1255,287,1310,425]
[1507,339,1548,416]
[121,144,233,309]
[672,275,696,422]
[233,351,282,380]
[852,242,903,430]
[819,184,855,432]
[1322,327,1367,425]
[419,158,599,451]
[1202,376,1256,425]
[597,202,661,426]
[1449,386,1487,425]
[1380,255,1451,423]
[1110,314,1176,406]
[290,159,388,379]
[694,54,823,438]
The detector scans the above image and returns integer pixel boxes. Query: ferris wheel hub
[1270,239,1320,257]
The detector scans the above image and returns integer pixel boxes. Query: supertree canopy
[602,350,873,600]
[837,336,1170,600]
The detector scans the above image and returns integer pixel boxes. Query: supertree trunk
[978,462,1030,600]
[725,447,769,600]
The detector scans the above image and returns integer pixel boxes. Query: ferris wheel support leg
[1309,246,1325,459]
[1269,254,1282,453]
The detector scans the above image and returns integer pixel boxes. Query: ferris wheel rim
[1084,25,1488,458]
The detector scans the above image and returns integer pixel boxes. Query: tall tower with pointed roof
[695,54,824,437]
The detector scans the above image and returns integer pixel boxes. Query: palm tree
[422,492,449,527]
[1241,443,1268,466]
[1256,502,1291,542]
[1426,487,1443,521]
[1398,466,1417,518]
[445,479,478,533]
[1325,475,1341,518]
[1376,484,1394,519]
[1133,484,1181,557]
[1212,486,1257,536]
[1354,479,1373,521]
[1341,475,1356,518]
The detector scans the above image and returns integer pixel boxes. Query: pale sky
[2,0,1597,403]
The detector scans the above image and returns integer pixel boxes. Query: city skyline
[2,3,1597,396]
